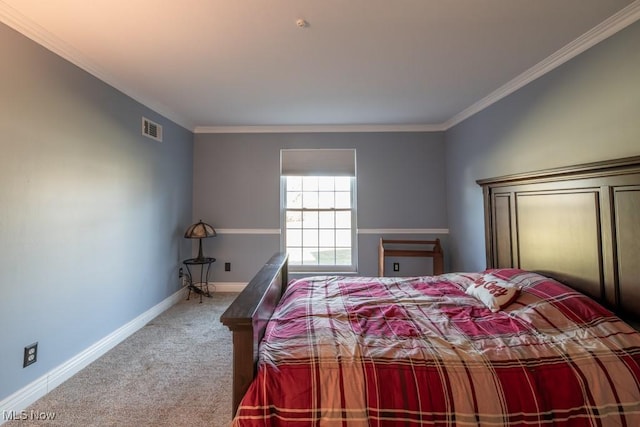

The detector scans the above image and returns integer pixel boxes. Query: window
[280,149,357,272]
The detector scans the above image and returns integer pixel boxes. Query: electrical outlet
[23,343,38,368]
[393,262,400,272]
[178,267,184,278]
[225,262,231,272]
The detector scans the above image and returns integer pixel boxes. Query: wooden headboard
[477,156,640,323]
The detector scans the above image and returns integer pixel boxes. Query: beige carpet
[6,292,238,427]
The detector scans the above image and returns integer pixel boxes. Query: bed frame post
[220,252,289,417]
[378,237,385,276]
[229,325,254,413]
[433,238,443,275]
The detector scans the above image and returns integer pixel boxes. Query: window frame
[280,175,358,274]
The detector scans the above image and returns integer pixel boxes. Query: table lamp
[184,220,216,261]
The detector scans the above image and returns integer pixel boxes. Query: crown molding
[3,0,639,134]
[442,0,640,129]
[194,124,446,134]
[0,2,194,131]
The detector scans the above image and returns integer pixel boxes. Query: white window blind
[281,149,356,176]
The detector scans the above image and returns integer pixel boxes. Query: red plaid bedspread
[232,269,640,426]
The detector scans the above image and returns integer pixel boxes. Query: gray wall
[193,132,448,280]
[445,20,640,272]
[0,24,193,400]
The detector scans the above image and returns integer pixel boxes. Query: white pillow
[466,274,520,312]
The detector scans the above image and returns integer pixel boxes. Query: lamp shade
[184,220,216,239]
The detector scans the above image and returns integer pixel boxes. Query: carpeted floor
[6,292,238,427]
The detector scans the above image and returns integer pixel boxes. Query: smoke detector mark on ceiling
[142,117,162,142]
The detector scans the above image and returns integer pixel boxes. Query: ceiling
[1,0,639,132]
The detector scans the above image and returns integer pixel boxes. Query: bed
[220,156,640,426]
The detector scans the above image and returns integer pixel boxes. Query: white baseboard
[185,282,247,293]
[211,282,247,292]
[0,288,186,424]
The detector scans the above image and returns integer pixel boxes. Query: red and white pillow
[466,274,520,312]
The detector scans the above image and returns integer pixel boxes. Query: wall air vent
[142,117,163,142]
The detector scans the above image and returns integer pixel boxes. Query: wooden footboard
[219,252,289,417]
